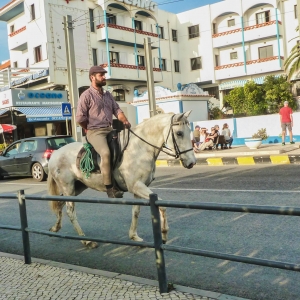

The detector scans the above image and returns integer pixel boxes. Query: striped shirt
[76,86,123,130]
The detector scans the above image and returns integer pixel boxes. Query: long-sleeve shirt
[76,86,123,130]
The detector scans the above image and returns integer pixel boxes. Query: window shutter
[101,50,108,64]
[119,52,127,64]
[117,15,124,26]
[142,22,147,31]
[33,48,36,64]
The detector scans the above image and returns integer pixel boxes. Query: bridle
[125,114,193,159]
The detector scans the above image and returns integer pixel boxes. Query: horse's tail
[47,171,61,212]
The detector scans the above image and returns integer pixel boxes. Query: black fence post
[149,193,168,294]
[18,190,31,264]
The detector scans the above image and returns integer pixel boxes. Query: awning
[0,109,9,116]
[14,106,71,122]
[219,75,283,91]
[106,85,131,92]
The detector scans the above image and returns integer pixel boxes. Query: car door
[15,140,37,175]
[0,142,22,175]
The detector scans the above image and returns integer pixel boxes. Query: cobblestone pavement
[0,257,218,300]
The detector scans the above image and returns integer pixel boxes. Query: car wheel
[32,163,46,182]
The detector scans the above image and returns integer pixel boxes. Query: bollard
[149,193,168,293]
[18,190,31,264]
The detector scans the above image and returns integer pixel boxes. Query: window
[160,58,166,71]
[92,48,97,65]
[174,60,180,72]
[30,4,35,21]
[188,25,199,39]
[34,45,42,63]
[10,25,14,33]
[256,11,270,24]
[230,52,238,59]
[258,45,273,59]
[228,19,235,27]
[137,55,145,67]
[112,89,125,102]
[109,51,119,64]
[13,61,18,68]
[158,26,164,39]
[106,14,116,25]
[172,29,178,42]
[26,59,29,68]
[213,23,217,34]
[191,57,201,70]
[89,9,95,32]
[295,5,298,19]
[134,20,142,31]
[215,55,219,67]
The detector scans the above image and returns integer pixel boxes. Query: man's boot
[106,187,123,198]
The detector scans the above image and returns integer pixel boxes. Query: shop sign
[0,90,13,109]
[115,0,157,12]
[11,89,67,106]
[27,116,71,122]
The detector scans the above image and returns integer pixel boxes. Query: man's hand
[123,120,131,129]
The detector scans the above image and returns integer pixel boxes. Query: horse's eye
[176,131,183,137]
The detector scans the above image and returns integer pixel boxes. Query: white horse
[47,111,196,248]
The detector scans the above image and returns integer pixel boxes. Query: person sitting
[194,128,213,152]
[208,127,218,150]
[222,123,233,149]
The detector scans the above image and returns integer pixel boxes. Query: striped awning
[0,109,9,116]
[14,106,71,122]
[219,75,283,91]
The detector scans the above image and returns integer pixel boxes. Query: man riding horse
[76,66,131,198]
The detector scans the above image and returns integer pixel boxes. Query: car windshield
[46,136,75,150]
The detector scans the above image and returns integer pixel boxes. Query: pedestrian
[221,123,233,149]
[76,66,131,198]
[193,125,201,142]
[279,101,295,146]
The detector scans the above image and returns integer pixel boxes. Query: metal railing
[1,190,300,294]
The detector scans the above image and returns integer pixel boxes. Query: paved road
[1,165,300,300]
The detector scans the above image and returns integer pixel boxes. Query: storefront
[0,89,71,141]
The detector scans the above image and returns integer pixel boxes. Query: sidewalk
[0,252,249,300]
[156,143,300,166]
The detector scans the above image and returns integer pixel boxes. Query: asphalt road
[1,164,300,300]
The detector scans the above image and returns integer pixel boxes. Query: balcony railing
[215,56,284,70]
[212,20,281,38]
[9,26,26,37]
[97,23,158,38]
[100,63,161,72]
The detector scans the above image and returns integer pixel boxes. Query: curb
[0,252,250,300]
[156,154,300,166]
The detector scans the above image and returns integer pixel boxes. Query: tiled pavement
[0,253,249,300]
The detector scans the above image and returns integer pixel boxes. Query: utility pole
[144,37,156,117]
[63,15,81,142]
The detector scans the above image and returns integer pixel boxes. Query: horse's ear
[183,110,192,118]
[176,110,192,121]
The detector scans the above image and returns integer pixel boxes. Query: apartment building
[0,0,298,136]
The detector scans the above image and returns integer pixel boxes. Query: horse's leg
[129,196,142,242]
[49,201,65,232]
[129,181,169,243]
[65,201,98,249]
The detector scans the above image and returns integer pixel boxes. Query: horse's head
[165,111,196,169]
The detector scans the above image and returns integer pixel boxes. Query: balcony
[100,63,162,82]
[97,23,158,49]
[8,26,27,51]
[212,21,282,48]
[0,1,24,21]
[215,56,284,80]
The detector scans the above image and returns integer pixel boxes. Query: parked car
[0,135,75,181]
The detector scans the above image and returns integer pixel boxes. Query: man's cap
[89,66,107,76]
[284,101,289,104]
[195,125,200,129]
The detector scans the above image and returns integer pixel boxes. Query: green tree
[262,75,296,113]
[224,86,245,115]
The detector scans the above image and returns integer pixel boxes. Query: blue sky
[0,0,221,63]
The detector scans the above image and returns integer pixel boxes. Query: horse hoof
[84,241,98,249]
[162,240,167,244]
[49,226,59,232]
[130,236,143,242]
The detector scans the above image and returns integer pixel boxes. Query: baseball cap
[89,66,107,76]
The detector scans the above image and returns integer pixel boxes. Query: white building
[0,0,298,137]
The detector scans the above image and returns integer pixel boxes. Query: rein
[123,114,193,159]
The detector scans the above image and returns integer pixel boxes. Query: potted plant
[245,128,268,149]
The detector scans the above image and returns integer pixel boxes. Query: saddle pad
[76,146,100,174]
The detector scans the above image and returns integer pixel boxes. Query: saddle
[76,120,124,175]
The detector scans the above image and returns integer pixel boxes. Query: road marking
[2,182,46,186]
[152,187,300,193]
